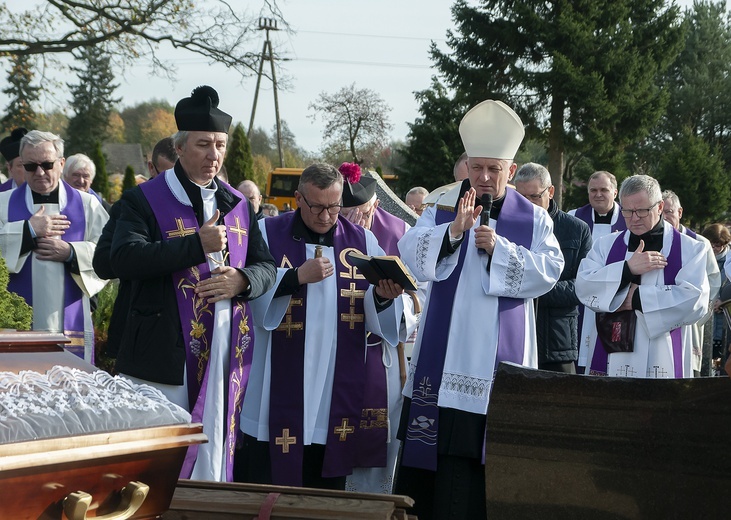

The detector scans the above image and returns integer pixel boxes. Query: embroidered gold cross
[166,218,196,239]
[275,428,297,453]
[228,215,248,246]
[276,297,303,337]
[341,307,364,329]
[359,408,388,430]
[341,282,366,306]
[334,418,355,441]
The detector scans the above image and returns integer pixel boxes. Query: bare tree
[308,83,392,164]
[0,0,284,78]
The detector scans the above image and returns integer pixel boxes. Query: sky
[2,0,456,155]
[0,0,715,154]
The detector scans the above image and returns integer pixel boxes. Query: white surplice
[575,221,709,378]
[241,221,403,454]
[398,186,564,416]
[0,183,108,361]
[568,203,625,367]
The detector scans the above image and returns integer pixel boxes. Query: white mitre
[458,100,525,160]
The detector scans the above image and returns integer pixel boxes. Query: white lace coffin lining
[0,366,191,445]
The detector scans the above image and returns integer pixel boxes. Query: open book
[346,252,418,292]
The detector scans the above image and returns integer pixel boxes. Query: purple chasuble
[7,182,87,358]
[574,203,627,234]
[589,228,683,377]
[139,175,255,481]
[370,207,406,256]
[401,188,535,471]
[265,212,384,486]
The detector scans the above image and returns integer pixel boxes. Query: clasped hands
[30,206,72,262]
[449,188,496,254]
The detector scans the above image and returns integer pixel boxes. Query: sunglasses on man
[23,159,57,172]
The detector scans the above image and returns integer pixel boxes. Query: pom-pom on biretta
[340,162,377,208]
[174,85,232,133]
[339,162,362,184]
[0,127,28,162]
[190,85,220,108]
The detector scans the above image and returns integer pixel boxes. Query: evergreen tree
[655,130,730,229]
[66,45,120,156]
[122,165,136,193]
[89,141,109,200]
[430,0,684,207]
[224,123,254,188]
[1,54,40,133]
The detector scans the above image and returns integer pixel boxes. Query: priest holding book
[394,100,564,520]
[239,162,415,490]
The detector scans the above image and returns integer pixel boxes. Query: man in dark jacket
[108,86,276,482]
[514,163,592,373]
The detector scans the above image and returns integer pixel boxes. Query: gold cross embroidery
[276,297,304,337]
[341,306,364,329]
[334,418,355,441]
[166,218,196,239]
[359,408,388,430]
[341,282,366,306]
[275,428,297,453]
[228,215,248,246]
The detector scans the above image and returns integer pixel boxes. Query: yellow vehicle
[265,167,303,211]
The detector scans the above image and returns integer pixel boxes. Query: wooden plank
[165,480,415,520]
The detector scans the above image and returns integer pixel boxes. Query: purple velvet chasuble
[588,228,683,377]
[264,212,385,486]
[574,203,627,234]
[401,188,535,471]
[139,174,255,481]
[7,181,87,358]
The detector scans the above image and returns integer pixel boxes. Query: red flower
[339,162,361,183]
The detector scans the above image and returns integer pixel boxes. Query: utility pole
[248,17,284,168]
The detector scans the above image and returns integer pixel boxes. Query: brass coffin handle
[63,481,150,520]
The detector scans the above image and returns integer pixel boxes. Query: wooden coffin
[164,480,416,520]
[485,362,731,519]
[0,332,207,520]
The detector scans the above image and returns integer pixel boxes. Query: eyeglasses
[23,159,57,172]
[300,193,342,216]
[525,186,551,202]
[620,201,659,218]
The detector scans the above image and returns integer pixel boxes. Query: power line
[294,57,433,69]
[297,29,447,43]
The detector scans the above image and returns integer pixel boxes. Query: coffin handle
[63,481,150,520]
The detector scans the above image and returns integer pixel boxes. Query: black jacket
[108,165,276,384]
[536,199,592,364]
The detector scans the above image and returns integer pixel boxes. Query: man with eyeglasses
[108,86,277,482]
[568,170,628,372]
[0,129,109,361]
[238,162,408,490]
[514,163,592,374]
[237,179,264,220]
[576,175,709,379]
[0,127,28,192]
[661,190,720,376]
[394,100,564,520]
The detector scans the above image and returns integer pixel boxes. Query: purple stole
[574,203,627,234]
[139,174,255,481]
[265,213,383,486]
[682,226,697,240]
[589,227,683,377]
[7,182,87,358]
[370,207,406,256]
[0,179,16,192]
[401,188,535,471]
